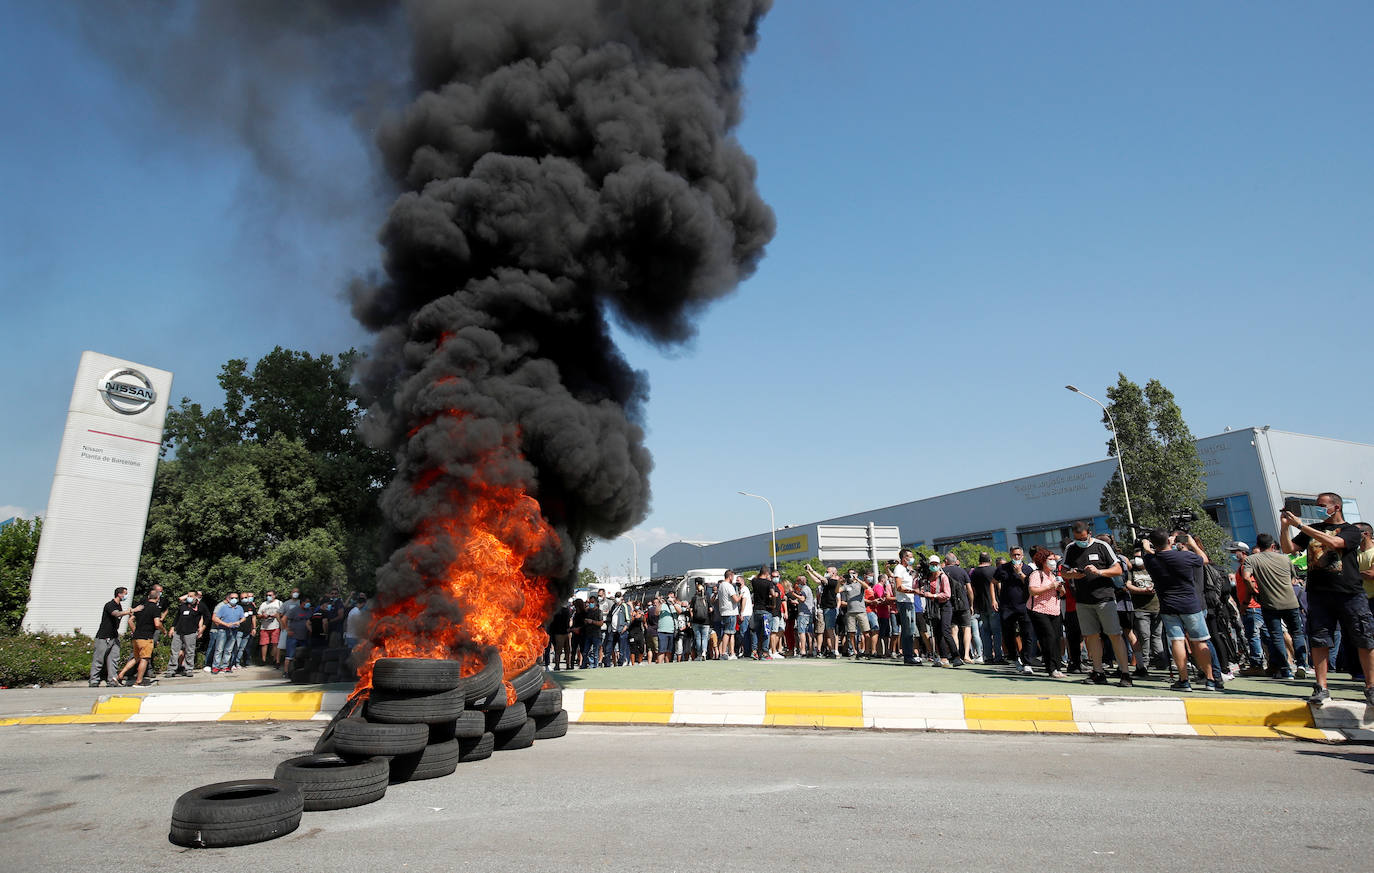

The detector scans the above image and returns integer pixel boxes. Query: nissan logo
[98,367,157,415]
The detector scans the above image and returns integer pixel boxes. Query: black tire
[533,709,568,740]
[485,702,527,733]
[492,718,536,752]
[389,739,462,783]
[372,658,466,693]
[314,690,368,755]
[463,655,503,707]
[332,718,428,757]
[365,687,466,724]
[453,709,486,739]
[510,663,544,703]
[527,686,563,718]
[458,732,494,763]
[273,754,389,812]
[168,780,303,848]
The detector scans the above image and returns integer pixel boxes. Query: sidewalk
[3,659,1371,741]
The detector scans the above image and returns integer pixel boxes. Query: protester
[689,583,711,662]
[206,591,245,675]
[841,568,869,660]
[608,592,633,666]
[1142,529,1224,692]
[789,576,816,658]
[751,570,778,660]
[583,594,605,669]
[717,570,740,660]
[1026,548,1067,678]
[89,587,133,687]
[805,563,842,658]
[280,593,312,677]
[1125,553,1162,678]
[996,547,1034,673]
[922,556,958,666]
[343,593,369,652]
[1061,522,1133,687]
[655,594,680,664]
[256,589,283,667]
[115,585,164,687]
[943,553,976,662]
[235,591,257,667]
[167,591,204,677]
[970,552,1003,664]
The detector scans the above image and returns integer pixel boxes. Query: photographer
[1141,529,1224,692]
[1281,492,1374,706]
[1125,552,1162,677]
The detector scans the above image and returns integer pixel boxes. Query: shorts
[1307,589,1374,650]
[1076,601,1122,636]
[170,632,197,659]
[845,609,869,634]
[285,636,305,658]
[952,609,972,628]
[823,608,838,632]
[258,628,280,646]
[657,631,675,652]
[719,616,737,634]
[795,613,813,635]
[912,612,929,634]
[132,638,154,659]
[630,639,644,656]
[1162,610,1211,643]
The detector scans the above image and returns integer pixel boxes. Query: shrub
[0,630,95,687]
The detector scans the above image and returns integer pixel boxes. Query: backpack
[1202,563,1230,612]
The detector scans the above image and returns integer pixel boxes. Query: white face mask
[228,597,238,605]
[1046,561,1058,572]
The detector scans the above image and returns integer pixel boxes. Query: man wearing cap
[1229,542,1266,674]
[1241,534,1308,679]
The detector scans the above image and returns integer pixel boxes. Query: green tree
[1098,374,1226,560]
[0,518,43,632]
[577,568,599,590]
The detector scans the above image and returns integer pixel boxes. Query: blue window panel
[1092,515,1111,535]
[1226,494,1256,547]
[1344,497,1362,524]
[992,530,1008,553]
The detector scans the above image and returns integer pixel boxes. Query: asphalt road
[4,721,1372,872]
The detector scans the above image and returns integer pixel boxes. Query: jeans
[1241,606,1265,664]
[582,631,604,668]
[1133,611,1164,667]
[897,603,916,661]
[1261,606,1308,673]
[977,610,1003,661]
[602,629,616,664]
[968,611,983,660]
[610,630,629,665]
[692,623,710,658]
[210,628,239,670]
[237,631,253,665]
[738,617,754,658]
[753,611,773,657]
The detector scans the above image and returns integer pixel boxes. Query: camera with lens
[1168,509,1197,534]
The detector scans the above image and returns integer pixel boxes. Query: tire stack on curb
[287,645,355,685]
[169,655,568,848]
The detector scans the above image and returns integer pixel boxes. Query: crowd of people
[88,585,372,687]
[543,491,1374,706]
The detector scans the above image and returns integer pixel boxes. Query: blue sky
[2,2,1371,581]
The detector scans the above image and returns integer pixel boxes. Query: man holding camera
[1280,492,1374,706]
[1062,521,1133,687]
[1141,530,1224,691]
[1240,534,1308,679]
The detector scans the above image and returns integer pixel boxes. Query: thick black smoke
[353,0,776,600]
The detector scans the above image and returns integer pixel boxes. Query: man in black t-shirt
[1062,521,1131,687]
[115,585,164,687]
[89,587,133,686]
[969,554,1002,663]
[1282,491,1374,705]
[168,593,205,677]
[994,548,1034,671]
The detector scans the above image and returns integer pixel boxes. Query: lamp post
[1065,385,1136,531]
[618,533,638,588]
[738,491,778,572]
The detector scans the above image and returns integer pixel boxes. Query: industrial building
[650,427,1372,578]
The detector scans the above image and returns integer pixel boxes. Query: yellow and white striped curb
[0,689,1367,741]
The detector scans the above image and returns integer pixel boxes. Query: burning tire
[273,754,389,811]
[332,718,428,758]
[168,779,303,848]
[533,709,569,740]
[510,663,545,703]
[463,656,503,708]
[527,684,562,718]
[372,657,466,693]
[365,687,466,724]
[313,691,368,755]
[484,701,527,733]
[492,718,536,752]
[458,731,494,762]
[389,739,462,783]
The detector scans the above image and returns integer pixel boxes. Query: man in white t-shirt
[256,591,283,667]
[738,579,754,659]
[344,594,370,652]
[716,571,739,660]
[891,551,922,665]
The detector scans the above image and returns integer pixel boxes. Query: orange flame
[354,424,558,703]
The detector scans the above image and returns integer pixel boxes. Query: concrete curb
[2,688,1370,741]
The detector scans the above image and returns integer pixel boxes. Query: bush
[0,631,95,687]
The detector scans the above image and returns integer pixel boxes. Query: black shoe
[88,681,101,687]
[118,677,134,687]
[1081,671,1108,686]
[1117,671,1134,687]
[1133,666,1149,678]
[1307,685,1330,705]
[1169,679,1193,692]
[137,679,156,687]
[903,659,920,666]
[1204,677,1225,692]
[950,658,964,667]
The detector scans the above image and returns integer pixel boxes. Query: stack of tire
[169,655,567,848]
[287,645,354,685]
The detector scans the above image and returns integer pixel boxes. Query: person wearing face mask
[1061,521,1132,687]
[1125,552,1163,678]
[995,547,1035,674]
[234,592,257,667]
[256,590,283,667]
[209,591,246,674]
[282,593,313,678]
[1027,549,1067,678]
[167,592,204,677]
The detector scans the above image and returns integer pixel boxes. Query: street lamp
[738,491,778,572]
[1065,385,1136,531]
[618,533,638,587]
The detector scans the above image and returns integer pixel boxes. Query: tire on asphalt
[533,709,568,740]
[509,663,544,703]
[526,685,563,718]
[313,690,369,755]
[332,718,429,757]
[457,731,494,763]
[485,701,527,734]
[371,657,466,693]
[365,687,466,724]
[168,779,303,848]
[388,739,462,783]
[492,718,536,752]
[463,655,503,708]
[272,754,389,811]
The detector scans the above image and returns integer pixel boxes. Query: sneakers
[1021,664,1034,675]
[1295,665,1309,680]
[1365,687,1374,707]
[773,652,786,659]
[1169,679,1193,692]
[88,681,102,687]
[211,668,222,674]
[203,666,212,673]
[1307,685,1330,705]
[1133,665,1149,679]
[1050,670,1067,679]
[1204,677,1225,692]
[1220,670,1236,682]
[903,659,921,666]
[118,677,134,687]
[1082,671,1108,685]
[137,678,156,687]
[1117,671,1134,687]
[950,658,964,667]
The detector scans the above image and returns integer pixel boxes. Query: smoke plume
[353,0,776,612]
